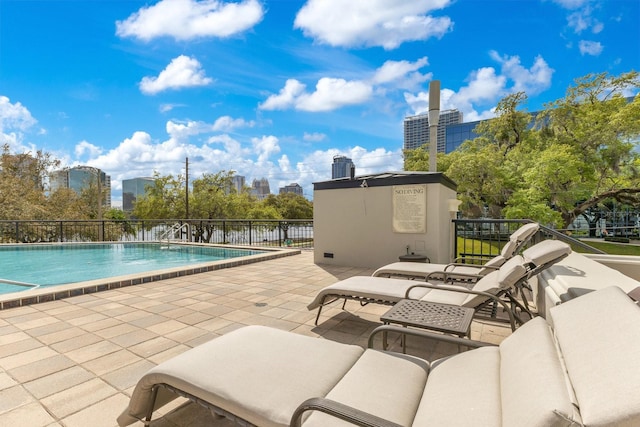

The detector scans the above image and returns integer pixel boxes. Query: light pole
[428,80,441,172]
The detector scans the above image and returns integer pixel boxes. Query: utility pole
[428,80,441,172]
[185,157,189,219]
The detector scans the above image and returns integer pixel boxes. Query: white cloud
[140,55,213,95]
[0,96,41,150]
[371,57,431,90]
[260,78,372,112]
[258,79,307,110]
[296,78,373,112]
[579,40,603,56]
[403,52,553,121]
[567,6,603,34]
[159,103,185,113]
[551,0,589,9]
[303,132,326,142]
[294,0,453,49]
[73,122,403,205]
[252,135,280,164]
[490,52,554,95]
[74,141,102,159]
[116,0,264,41]
[213,116,255,132]
[0,96,37,133]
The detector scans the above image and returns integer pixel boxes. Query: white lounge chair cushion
[118,326,365,427]
[477,254,506,275]
[306,276,431,310]
[499,317,579,427]
[550,286,640,427]
[372,261,483,278]
[415,346,502,426]
[303,350,429,427]
[523,239,570,267]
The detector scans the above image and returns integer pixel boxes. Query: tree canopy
[405,71,640,228]
[132,171,313,221]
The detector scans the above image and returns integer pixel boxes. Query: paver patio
[0,251,512,426]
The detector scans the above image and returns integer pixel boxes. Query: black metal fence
[0,219,314,249]
[453,218,604,261]
[2,218,604,255]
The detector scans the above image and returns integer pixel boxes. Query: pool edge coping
[0,244,301,310]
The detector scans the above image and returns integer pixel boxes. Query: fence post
[278,222,282,247]
[60,221,64,242]
[15,221,19,243]
[223,221,227,244]
[248,221,252,246]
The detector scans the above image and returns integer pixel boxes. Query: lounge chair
[118,286,640,427]
[373,222,540,280]
[308,239,571,328]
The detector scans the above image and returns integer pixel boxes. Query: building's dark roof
[314,171,457,191]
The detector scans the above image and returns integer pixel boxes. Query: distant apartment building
[331,155,355,179]
[251,178,271,200]
[122,177,155,212]
[50,166,112,207]
[279,183,303,196]
[403,109,463,153]
[230,175,245,194]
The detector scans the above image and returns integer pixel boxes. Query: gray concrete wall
[313,174,458,269]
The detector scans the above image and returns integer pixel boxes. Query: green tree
[405,71,640,228]
[262,193,313,219]
[531,72,640,227]
[132,173,186,219]
[0,145,60,220]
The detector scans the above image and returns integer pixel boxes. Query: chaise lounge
[118,285,640,427]
[372,222,540,280]
[308,239,571,327]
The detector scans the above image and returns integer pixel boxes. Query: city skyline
[1,0,638,205]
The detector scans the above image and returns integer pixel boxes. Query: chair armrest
[425,270,483,283]
[444,263,500,272]
[403,283,518,331]
[367,324,496,350]
[453,255,493,264]
[290,397,403,427]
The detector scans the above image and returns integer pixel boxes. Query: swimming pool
[0,243,290,303]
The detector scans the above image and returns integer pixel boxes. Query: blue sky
[1,0,638,206]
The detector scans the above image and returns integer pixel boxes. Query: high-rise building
[331,155,355,179]
[122,177,155,212]
[279,183,303,196]
[251,178,271,200]
[230,175,245,194]
[50,166,112,208]
[403,109,463,153]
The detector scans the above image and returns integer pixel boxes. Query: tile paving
[0,251,512,426]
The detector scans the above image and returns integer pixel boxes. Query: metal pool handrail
[0,278,40,289]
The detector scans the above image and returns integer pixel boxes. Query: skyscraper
[230,175,245,194]
[331,155,355,179]
[122,177,155,212]
[251,178,271,200]
[403,109,463,153]
[279,183,303,196]
[50,166,112,208]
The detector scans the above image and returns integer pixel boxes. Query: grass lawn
[575,239,640,256]
[457,237,640,258]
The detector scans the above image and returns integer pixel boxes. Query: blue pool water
[0,243,265,294]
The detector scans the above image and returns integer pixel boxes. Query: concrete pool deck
[0,250,512,427]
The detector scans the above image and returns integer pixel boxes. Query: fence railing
[0,219,314,249]
[453,218,605,261]
[1,218,607,254]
